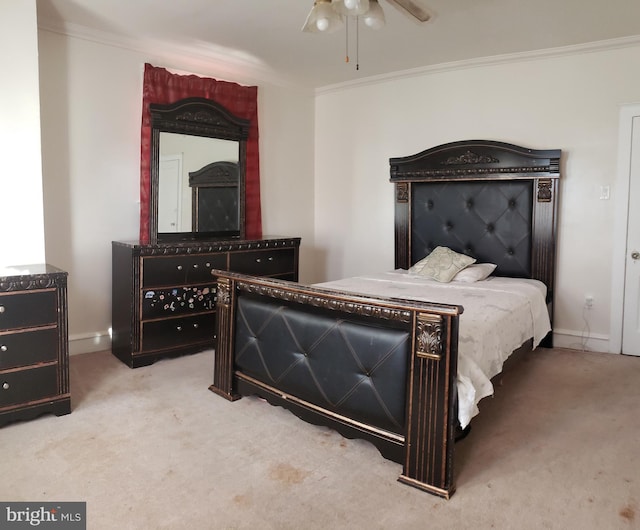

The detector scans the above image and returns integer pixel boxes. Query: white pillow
[410,246,476,282]
[452,263,497,282]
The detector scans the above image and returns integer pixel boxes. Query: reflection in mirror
[149,97,250,243]
[158,133,239,234]
[190,160,240,233]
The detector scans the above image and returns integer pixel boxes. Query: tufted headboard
[389,140,560,307]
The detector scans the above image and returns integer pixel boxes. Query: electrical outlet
[585,295,594,309]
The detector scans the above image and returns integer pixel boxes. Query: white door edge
[609,102,640,354]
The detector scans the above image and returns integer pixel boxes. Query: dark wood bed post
[394,182,411,270]
[210,276,240,401]
[532,175,560,346]
[400,310,459,498]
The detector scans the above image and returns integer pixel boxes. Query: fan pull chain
[344,16,360,70]
[356,16,360,70]
[345,17,350,63]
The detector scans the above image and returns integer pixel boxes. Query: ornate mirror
[149,97,250,243]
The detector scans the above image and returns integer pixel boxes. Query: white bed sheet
[313,270,551,428]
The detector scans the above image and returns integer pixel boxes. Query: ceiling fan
[385,0,431,21]
[302,0,430,34]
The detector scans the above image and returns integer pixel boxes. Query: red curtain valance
[139,63,262,242]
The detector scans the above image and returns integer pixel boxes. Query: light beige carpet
[1,347,638,529]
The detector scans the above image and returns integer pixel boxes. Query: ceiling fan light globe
[363,0,385,29]
[316,17,330,31]
[302,0,344,33]
[363,17,384,30]
[331,0,370,16]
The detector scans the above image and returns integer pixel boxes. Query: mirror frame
[149,97,250,243]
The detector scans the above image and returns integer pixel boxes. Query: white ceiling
[36,0,640,89]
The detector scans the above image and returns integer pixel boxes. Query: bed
[209,140,561,498]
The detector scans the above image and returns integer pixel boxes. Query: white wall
[0,0,45,267]
[314,44,640,353]
[38,29,315,354]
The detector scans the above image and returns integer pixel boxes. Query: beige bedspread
[314,270,551,428]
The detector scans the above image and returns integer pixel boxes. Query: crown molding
[37,19,303,90]
[316,35,640,95]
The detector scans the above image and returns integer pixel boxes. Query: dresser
[0,264,70,427]
[111,236,300,368]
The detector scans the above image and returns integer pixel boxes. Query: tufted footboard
[209,271,462,498]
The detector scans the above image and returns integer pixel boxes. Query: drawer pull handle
[0,306,4,313]
[176,265,183,271]
[206,262,211,267]
[193,264,199,269]
[2,382,8,390]
[176,326,183,331]
[255,258,261,263]
[268,257,274,261]
[0,345,7,352]
[193,323,199,329]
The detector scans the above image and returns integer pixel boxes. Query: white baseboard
[68,331,111,356]
[552,328,613,354]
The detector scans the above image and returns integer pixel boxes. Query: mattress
[314,270,551,428]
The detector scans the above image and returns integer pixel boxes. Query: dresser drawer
[229,249,295,276]
[0,365,58,408]
[0,291,57,331]
[273,272,298,281]
[141,313,215,352]
[142,254,227,287]
[142,285,216,319]
[112,239,299,367]
[0,328,58,370]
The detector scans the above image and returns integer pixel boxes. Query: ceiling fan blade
[384,0,431,22]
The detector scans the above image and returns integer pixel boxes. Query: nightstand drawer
[229,249,295,276]
[142,285,216,319]
[141,313,215,352]
[142,254,227,287]
[0,291,57,331]
[0,328,58,370]
[0,365,58,408]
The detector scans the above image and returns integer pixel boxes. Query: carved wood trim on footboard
[209,271,462,499]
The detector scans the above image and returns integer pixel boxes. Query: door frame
[610,103,640,354]
[159,153,184,232]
